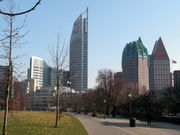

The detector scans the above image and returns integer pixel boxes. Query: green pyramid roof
[122,37,149,60]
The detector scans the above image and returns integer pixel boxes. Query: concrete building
[28,56,71,92]
[70,9,88,91]
[62,71,70,86]
[173,70,180,90]
[26,87,54,111]
[26,86,74,111]
[26,78,36,93]
[28,56,49,91]
[29,56,44,90]
[149,37,171,91]
[122,37,149,94]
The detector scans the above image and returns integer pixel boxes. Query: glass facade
[70,9,88,91]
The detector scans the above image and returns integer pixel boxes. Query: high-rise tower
[122,37,149,94]
[70,9,88,91]
[29,56,49,90]
[149,37,171,90]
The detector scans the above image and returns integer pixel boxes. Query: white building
[29,56,48,91]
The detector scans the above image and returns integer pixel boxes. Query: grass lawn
[0,111,88,135]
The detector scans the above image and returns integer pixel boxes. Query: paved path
[75,114,180,135]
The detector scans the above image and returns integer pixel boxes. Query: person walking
[146,111,152,126]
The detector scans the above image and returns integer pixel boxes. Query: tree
[0,1,41,134]
[96,69,115,116]
[49,33,69,128]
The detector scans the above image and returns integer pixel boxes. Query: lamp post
[128,94,132,117]
[66,81,71,110]
[128,93,136,127]
[103,99,106,119]
[93,103,95,111]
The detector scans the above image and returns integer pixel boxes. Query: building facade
[149,37,171,91]
[29,56,48,91]
[0,66,8,104]
[28,56,70,92]
[122,38,149,94]
[173,70,180,90]
[48,67,63,88]
[70,9,88,91]
[26,87,54,111]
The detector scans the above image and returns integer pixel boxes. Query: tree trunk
[2,85,10,135]
[55,69,60,128]
[2,16,13,135]
[55,87,60,127]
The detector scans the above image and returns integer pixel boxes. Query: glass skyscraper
[122,38,149,94]
[70,9,88,91]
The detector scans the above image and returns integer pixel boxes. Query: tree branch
[0,0,41,16]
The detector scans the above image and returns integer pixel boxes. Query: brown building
[122,38,149,94]
[173,70,180,90]
[149,37,171,91]
[0,66,8,109]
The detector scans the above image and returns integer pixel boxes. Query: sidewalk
[76,114,180,135]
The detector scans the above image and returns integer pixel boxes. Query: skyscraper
[149,37,171,91]
[122,38,149,94]
[173,70,180,90]
[29,56,48,90]
[70,9,88,91]
[48,67,63,88]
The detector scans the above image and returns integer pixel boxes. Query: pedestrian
[146,111,152,126]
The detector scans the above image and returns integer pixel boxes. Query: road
[75,114,180,135]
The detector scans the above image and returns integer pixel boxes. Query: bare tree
[49,33,69,128]
[96,69,115,116]
[0,0,41,134]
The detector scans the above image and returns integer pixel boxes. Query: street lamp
[103,99,106,119]
[93,103,95,111]
[128,94,132,117]
[128,93,136,127]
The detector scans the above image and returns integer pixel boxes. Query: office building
[122,37,149,94]
[26,87,54,111]
[29,56,48,91]
[173,70,180,90]
[70,9,88,91]
[48,67,63,88]
[149,37,171,90]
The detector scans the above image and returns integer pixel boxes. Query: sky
[0,0,180,88]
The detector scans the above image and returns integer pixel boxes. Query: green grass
[0,111,88,135]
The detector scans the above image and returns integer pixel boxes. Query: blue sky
[0,0,180,88]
